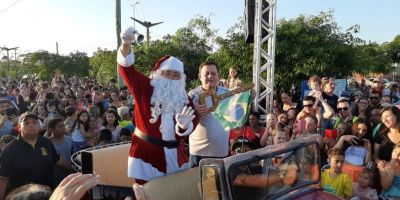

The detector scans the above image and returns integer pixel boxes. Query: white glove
[175,106,195,129]
[120,27,137,45]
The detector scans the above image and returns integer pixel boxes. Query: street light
[131,1,139,29]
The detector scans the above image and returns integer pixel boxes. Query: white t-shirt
[188,86,230,157]
[344,146,367,166]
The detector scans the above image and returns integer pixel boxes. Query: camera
[5,107,19,118]
[353,138,365,146]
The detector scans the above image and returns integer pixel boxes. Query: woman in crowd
[109,91,120,108]
[34,103,48,129]
[280,92,298,112]
[277,111,292,141]
[352,97,370,120]
[100,109,121,142]
[374,106,400,165]
[333,119,372,182]
[247,112,265,144]
[378,143,400,199]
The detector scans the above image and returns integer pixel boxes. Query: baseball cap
[231,137,258,152]
[354,90,363,97]
[19,112,38,123]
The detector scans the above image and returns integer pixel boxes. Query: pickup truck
[142,134,341,200]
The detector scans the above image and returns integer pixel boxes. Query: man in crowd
[332,97,358,129]
[0,112,70,199]
[369,91,381,109]
[117,27,197,184]
[188,61,230,167]
[322,77,339,112]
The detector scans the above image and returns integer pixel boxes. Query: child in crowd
[320,148,352,199]
[119,127,132,142]
[70,110,91,152]
[260,113,278,147]
[98,129,113,146]
[352,168,378,200]
[101,109,121,142]
[378,143,400,199]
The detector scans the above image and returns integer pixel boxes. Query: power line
[0,0,22,15]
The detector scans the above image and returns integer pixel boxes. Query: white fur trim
[164,148,190,173]
[128,157,164,181]
[175,122,193,136]
[160,112,175,141]
[127,154,190,181]
[158,56,183,73]
[117,48,135,67]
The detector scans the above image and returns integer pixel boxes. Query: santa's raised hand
[120,26,137,45]
[175,106,195,129]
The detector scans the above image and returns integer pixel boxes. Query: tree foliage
[5,13,398,93]
[89,49,117,83]
[12,51,90,80]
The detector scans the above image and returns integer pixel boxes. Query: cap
[153,55,184,74]
[117,106,130,118]
[231,137,258,152]
[19,112,38,123]
[354,90,363,97]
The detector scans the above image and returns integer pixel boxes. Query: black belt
[134,129,180,149]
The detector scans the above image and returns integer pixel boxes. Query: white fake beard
[149,75,188,123]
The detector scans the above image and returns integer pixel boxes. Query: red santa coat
[119,64,196,182]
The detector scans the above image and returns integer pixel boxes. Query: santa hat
[153,55,184,74]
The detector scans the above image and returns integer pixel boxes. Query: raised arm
[117,27,136,67]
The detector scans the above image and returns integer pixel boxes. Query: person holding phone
[333,119,371,182]
[0,98,13,137]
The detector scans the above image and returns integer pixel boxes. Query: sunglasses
[370,96,379,100]
[303,104,313,108]
[337,107,349,111]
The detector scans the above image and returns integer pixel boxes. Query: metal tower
[252,0,277,114]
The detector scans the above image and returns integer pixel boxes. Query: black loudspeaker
[245,0,255,44]
[245,0,270,44]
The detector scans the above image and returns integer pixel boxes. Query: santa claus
[117,27,197,184]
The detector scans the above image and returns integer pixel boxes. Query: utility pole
[116,0,123,88]
[56,42,59,55]
[131,1,139,29]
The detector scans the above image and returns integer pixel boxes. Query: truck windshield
[202,165,223,200]
[229,143,320,200]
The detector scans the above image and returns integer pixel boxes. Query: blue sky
[0,0,399,57]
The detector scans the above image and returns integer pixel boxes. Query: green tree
[89,49,117,83]
[210,17,253,84]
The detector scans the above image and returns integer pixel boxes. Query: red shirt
[229,126,256,145]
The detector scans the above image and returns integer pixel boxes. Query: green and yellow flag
[213,90,252,131]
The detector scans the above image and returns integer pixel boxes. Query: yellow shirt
[320,170,352,198]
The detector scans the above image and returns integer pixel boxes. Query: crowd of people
[0,26,399,200]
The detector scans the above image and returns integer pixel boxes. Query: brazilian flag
[213,90,252,131]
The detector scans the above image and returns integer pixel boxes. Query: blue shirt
[0,121,13,137]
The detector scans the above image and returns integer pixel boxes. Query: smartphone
[5,107,19,118]
[354,138,365,146]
